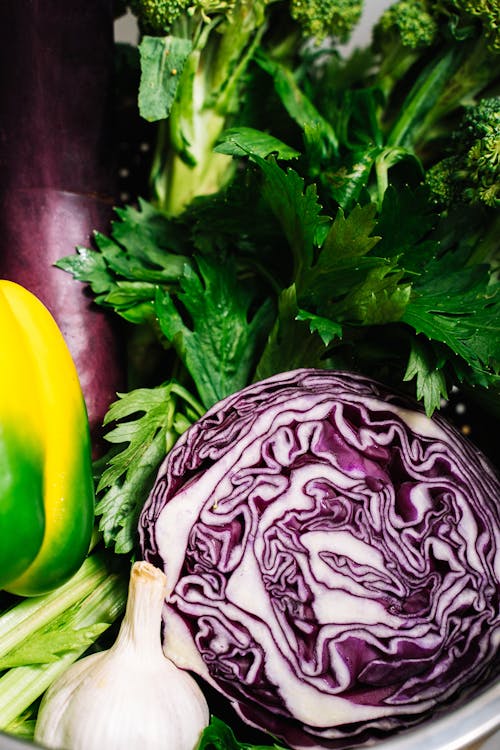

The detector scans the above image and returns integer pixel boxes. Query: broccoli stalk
[150,0,272,216]
[126,0,280,215]
[127,0,364,215]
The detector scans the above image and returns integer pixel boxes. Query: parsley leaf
[298,203,381,303]
[252,156,331,276]
[298,203,411,326]
[95,383,203,554]
[403,337,449,415]
[196,716,287,750]
[403,259,500,380]
[56,199,191,324]
[156,255,275,408]
[295,308,343,347]
[55,243,117,300]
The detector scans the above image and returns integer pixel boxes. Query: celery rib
[0,555,108,660]
[0,560,128,730]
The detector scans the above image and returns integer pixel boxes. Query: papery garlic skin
[34,562,209,750]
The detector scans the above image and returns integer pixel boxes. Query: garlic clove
[34,561,210,750]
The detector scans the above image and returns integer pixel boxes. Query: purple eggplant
[0,0,124,450]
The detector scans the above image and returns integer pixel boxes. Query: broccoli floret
[128,0,191,34]
[462,95,500,138]
[376,0,438,50]
[374,0,500,65]
[372,1,441,99]
[451,0,500,52]
[380,2,500,53]
[289,0,363,43]
[426,97,500,209]
[376,0,500,51]
[128,0,239,34]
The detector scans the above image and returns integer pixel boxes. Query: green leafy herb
[403,260,500,382]
[297,202,384,306]
[215,127,300,160]
[156,255,275,408]
[255,52,339,157]
[403,337,449,414]
[249,156,331,277]
[95,383,203,554]
[56,199,190,324]
[196,716,287,750]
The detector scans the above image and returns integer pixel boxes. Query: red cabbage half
[139,369,500,749]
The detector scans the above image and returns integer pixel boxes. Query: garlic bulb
[34,561,210,750]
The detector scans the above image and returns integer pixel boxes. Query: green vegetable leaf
[296,309,343,346]
[327,148,379,211]
[298,203,381,301]
[156,256,275,408]
[333,266,412,325]
[196,716,287,750]
[57,199,191,324]
[55,245,115,296]
[403,337,449,415]
[252,156,330,275]
[0,623,107,669]
[387,47,465,149]
[297,202,411,326]
[336,88,384,151]
[374,186,437,265]
[402,260,500,380]
[98,282,157,324]
[95,383,203,554]
[255,286,327,381]
[215,127,300,160]
[110,199,188,268]
[138,35,193,122]
[255,51,339,157]
[322,203,380,260]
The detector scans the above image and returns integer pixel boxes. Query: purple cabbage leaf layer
[139,369,500,749]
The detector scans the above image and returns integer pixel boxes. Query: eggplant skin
[0,189,125,448]
[0,0,125,449]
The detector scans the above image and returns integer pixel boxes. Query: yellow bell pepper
[0,280,94,596]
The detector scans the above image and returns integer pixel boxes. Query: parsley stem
[171,382,205,418]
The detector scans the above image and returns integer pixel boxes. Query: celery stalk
[0,552,109,659]
[0,555,128,731]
